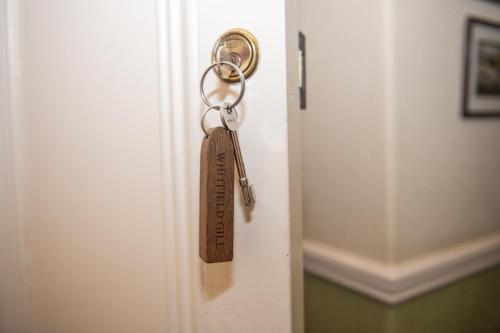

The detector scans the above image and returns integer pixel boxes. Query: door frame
[160,0,303,331]
[159,0,204,331]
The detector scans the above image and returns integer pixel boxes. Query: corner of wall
[0,0,31,330]
[381,0,397,265]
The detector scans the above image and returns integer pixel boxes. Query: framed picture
[463,18,500,117]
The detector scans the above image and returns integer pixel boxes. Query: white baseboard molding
[303,233,500,304]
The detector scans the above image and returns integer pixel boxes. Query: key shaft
[229,130,255,208]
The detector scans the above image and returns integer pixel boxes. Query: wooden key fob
[199,126,235,263]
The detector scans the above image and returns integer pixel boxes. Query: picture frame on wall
[463,18,500,117]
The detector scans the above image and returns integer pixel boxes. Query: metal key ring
[200,106,223,136]
[200,61,246,109]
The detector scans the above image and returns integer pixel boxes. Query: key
[216,48,233,79]
[216,46,243,80]
[221,104,256,208]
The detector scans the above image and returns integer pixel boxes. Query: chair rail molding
[304,233,500,304]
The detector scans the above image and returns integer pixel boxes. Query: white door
[0,0,303,332]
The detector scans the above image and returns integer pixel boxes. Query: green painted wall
[305,266,500,333]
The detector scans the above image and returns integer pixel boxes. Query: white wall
[393,0,500,261]
[299,0,390,262]
[301,0,500,267]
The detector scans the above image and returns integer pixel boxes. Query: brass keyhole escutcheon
[212,28,260,83]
